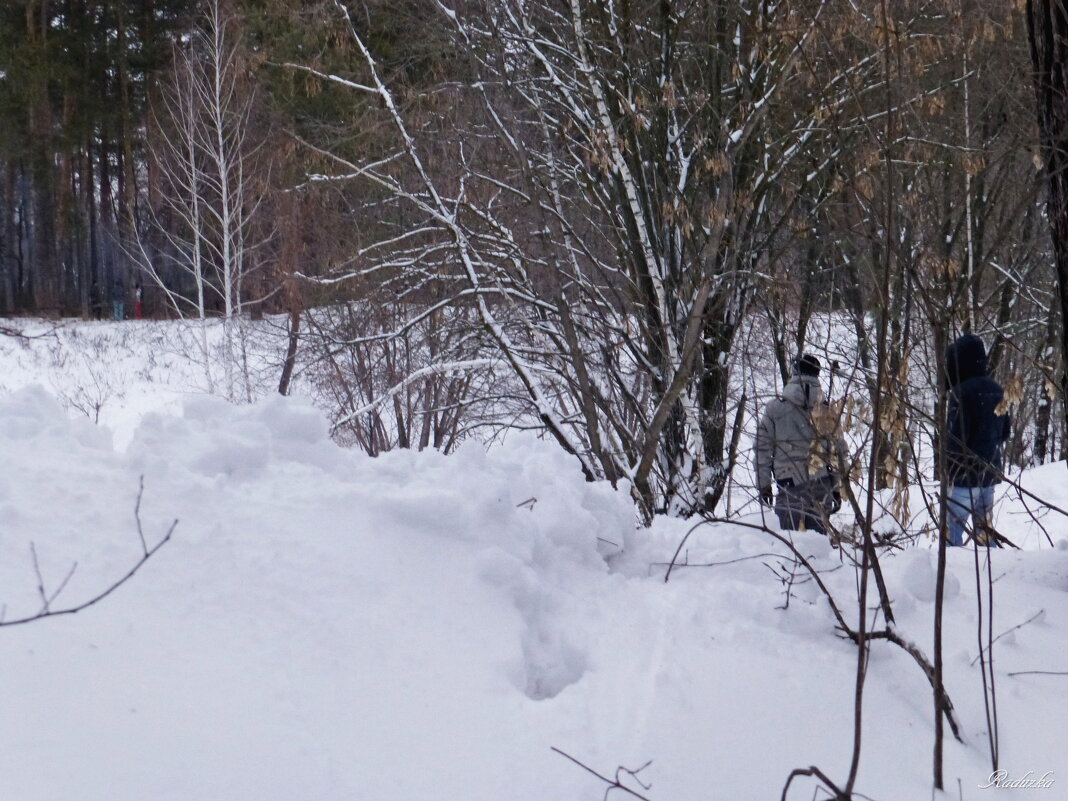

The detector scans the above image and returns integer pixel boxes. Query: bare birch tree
[133,0,273,401]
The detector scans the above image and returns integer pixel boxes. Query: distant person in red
[134,283,143,319]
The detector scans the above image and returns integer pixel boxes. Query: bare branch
[550,747,655,801]
[1,479,177,629]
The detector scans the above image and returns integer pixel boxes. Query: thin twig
[615,761,653,792]
[969,609,1045,667]
[986,546,1000,767]
[550,747,654,801]
[0,323,60,340]
[651,552,788,572]
[2,483,178,629]
[47,561,80,608]
[134,475,149,556]
[30,543,50,614]
[856,628,964,742]
[29,542,81,615]
[1006,670,1068,677]
[780,765,848,801]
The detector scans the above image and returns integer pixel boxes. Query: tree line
[0,0,191,316]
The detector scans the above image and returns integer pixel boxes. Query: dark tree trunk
[793,217,820,358]
[1027,0,1068,465]
[26,2,59,314]
[278,305,301,396]
[1034,312,1059,463]
[1035,387,1053,464]
[699,309,736,511]
[1,162,16,314]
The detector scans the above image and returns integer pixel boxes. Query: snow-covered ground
[1,319,1067,800]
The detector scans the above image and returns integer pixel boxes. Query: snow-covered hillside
[1,320,1066,801]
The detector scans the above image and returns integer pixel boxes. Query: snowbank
[1,387,640,801]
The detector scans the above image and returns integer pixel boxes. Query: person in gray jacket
[755,354,849,535]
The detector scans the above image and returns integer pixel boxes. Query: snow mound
[900,549,960,602]
[0,384,111,450]
[1,389,644,800]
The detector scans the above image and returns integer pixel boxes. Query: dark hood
[946,334,988,387]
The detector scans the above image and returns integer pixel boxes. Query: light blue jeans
[947,485,994,547]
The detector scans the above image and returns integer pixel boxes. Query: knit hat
[793,353,821,377]
[945,333,988,387]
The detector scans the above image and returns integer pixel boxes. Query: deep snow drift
[1,320,1067,801]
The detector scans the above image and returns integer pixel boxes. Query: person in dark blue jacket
[943,334,1011,546]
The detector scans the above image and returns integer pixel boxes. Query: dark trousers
[775,480,831,535]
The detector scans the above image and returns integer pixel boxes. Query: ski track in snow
[1,319,1067,800]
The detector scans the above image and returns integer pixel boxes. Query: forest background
[3,0,1068,521]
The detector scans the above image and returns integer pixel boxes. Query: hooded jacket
[944,334,1010,487]
[755,374,848,490]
